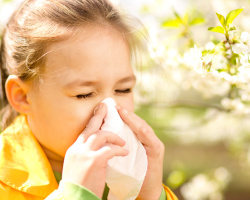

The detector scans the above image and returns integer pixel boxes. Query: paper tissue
[101,98,148,200]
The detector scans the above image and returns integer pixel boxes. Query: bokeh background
[1,0,250,199]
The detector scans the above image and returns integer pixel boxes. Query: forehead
[42,25,133,83]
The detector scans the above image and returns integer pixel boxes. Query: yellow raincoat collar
[0,115,58,198]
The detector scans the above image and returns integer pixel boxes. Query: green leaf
[162,19,182,28]
[183,12,189,25]
[208,26,225,34]
[173,10,182,22]
[211,38,221,45]
[229,26,236,31]
[202,50,209,55]
[226,8,243,26]
[216,13,226,28]
[189,17,205,26]
[166,170,186,189]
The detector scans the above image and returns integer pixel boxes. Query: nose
[97,93,134,112]
[101,95,118,104]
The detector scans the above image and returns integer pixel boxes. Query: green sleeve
[45,181,101,200]
[159,186,167,200]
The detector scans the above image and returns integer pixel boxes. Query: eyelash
[76,93,93,99]
[115,88,132,94]
[75,89,132,99]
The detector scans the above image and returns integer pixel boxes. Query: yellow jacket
[0,115,178,200]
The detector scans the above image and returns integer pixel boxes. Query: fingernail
[122,108,128,115]
[121,139,126,146]
[94,103,103,114]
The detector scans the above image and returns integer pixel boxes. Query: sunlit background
[1,0,250,199]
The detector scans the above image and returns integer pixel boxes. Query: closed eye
[115,88,132,94]
[76,93,93,99]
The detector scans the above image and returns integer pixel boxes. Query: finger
[117,106,158,147]
[76,103,107,143]
[97,144,129,160]
[86,131,126,151]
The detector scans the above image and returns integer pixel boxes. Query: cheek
[118,95,134,112]
[126,101,134,112]
[28,104,95,157]
[28,89,96,154]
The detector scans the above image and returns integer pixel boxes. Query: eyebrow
[63,80,97,88]
[117,75,136,84]
[64,75,136,88]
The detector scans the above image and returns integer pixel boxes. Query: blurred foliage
[162,9,205,48]
[131,0,250,200]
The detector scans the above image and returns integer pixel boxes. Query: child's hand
[117,106,164,200]
[61,103,129,198]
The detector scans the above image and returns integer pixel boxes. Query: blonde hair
[0,0,144,130]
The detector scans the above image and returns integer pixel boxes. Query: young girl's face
[26,25,135,160]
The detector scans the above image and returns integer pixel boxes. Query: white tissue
[101,98,148,200]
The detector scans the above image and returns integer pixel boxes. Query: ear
[5,75,31,114]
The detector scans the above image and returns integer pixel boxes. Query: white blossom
[240,88,250,102]
[240,54,250,67]
[203,53,214,65]
[232,43,249,54]
[214,167,231,184]
[181,174,220,200]
[221,97,250,115]
[238,66,250,83]
[205,41,216,50]
[192,73,230,98]
[232,32,250,54]
[184,45,204,72]
[181,167,231,200]
[241,92,250,102]
[211,54,227,70]
[241,31,250,45]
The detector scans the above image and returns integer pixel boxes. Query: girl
[0,0,178,199]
